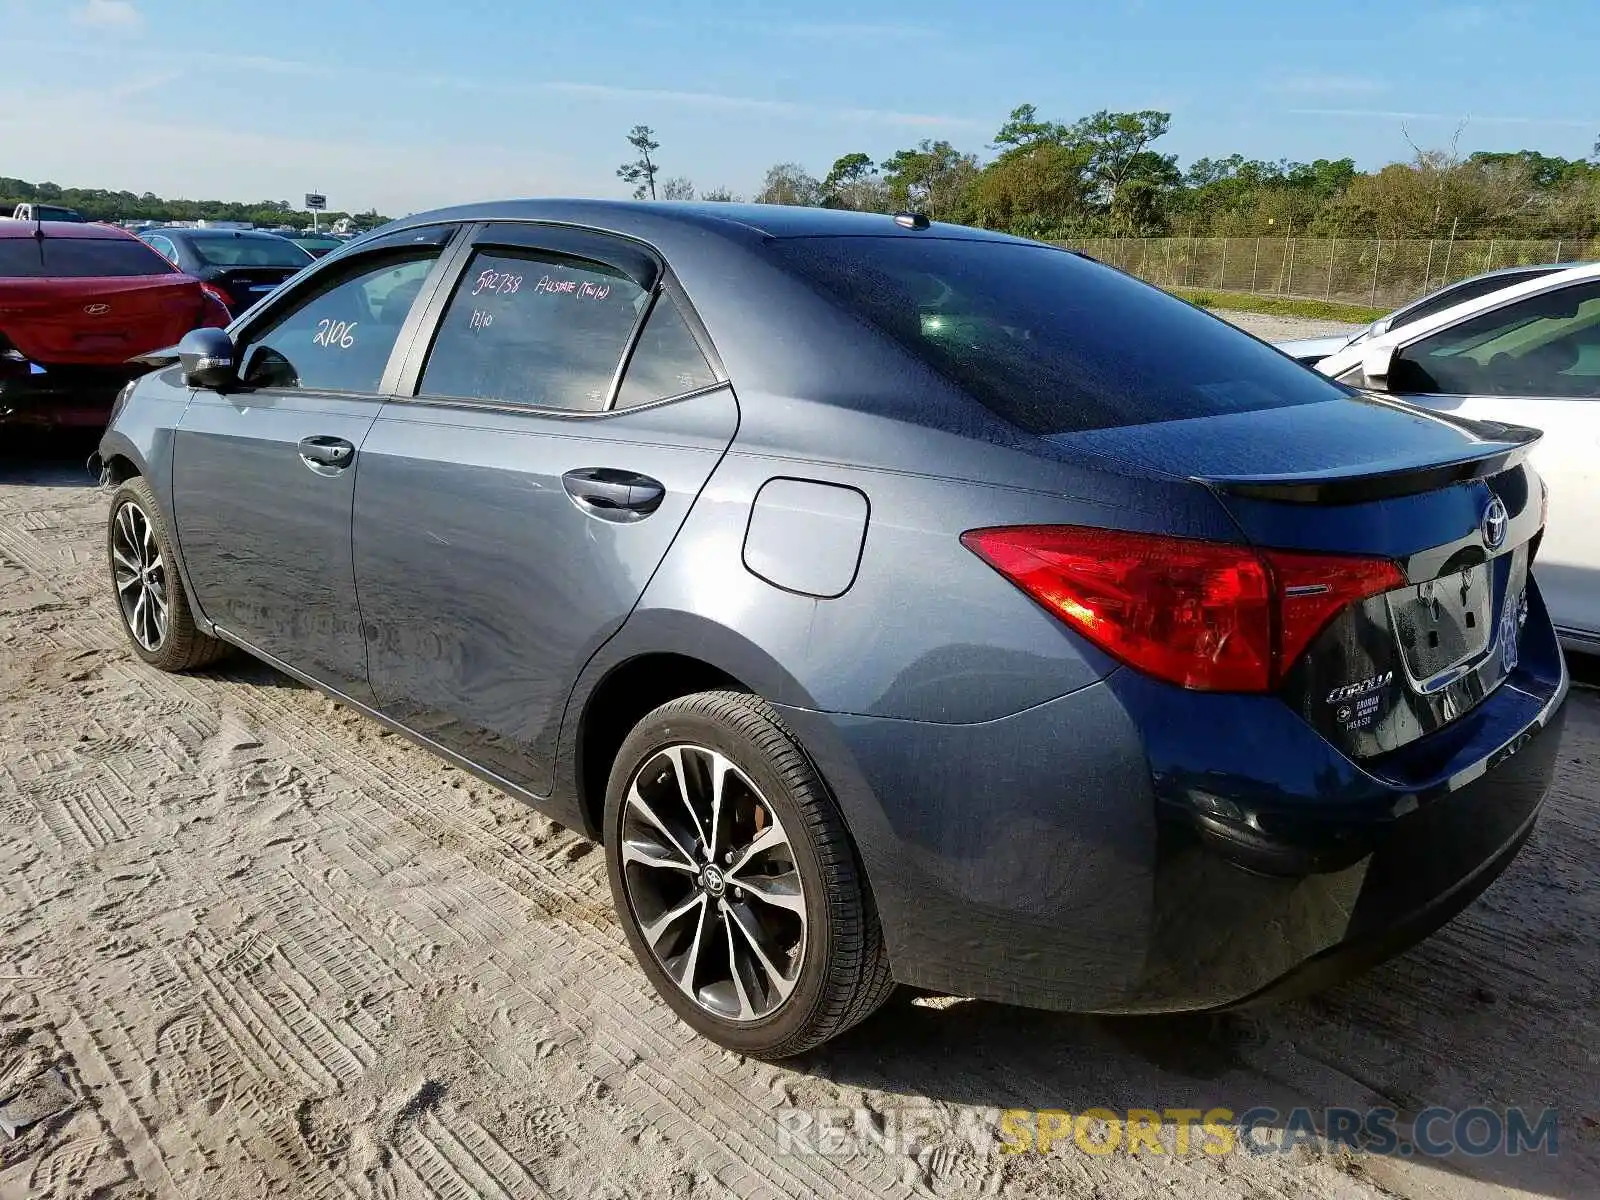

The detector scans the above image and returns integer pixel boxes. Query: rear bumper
[774,588,1568,1013]
[0,365,134,429]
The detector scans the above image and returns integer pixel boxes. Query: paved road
[1,425,1595,1200]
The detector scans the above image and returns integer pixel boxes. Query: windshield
[771,236,1349,434]
[187,235,314,269]
[0,236,178,278]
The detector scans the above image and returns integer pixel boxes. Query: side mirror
[177,327,237,390]
[1361,344,1396,391]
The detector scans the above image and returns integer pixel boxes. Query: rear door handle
[297,436,355,470]
[562,468,666,522]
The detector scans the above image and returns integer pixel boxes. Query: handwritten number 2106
[313,318,357,349]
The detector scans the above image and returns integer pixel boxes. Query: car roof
[1319,259,1600,376]
[381,198,1029,245]
[0,220,136,240]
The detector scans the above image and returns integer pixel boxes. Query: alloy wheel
[111,501,169,652]
[618,744,807,1022]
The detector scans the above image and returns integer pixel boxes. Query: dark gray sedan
[96,201,1567,1057]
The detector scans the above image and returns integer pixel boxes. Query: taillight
[198,284,232,328]
[961,525,1405,692]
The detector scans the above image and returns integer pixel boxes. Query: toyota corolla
[95,202,1568,1058]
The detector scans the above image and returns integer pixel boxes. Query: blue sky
[2,0,1596,214]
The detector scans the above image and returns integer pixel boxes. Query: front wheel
[604,691,894,1058]
[106,477,229,671]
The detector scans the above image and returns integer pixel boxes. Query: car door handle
[562,468,665,522]
[297,436,355,469]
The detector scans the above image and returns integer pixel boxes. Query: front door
[1388,277,1600,639]
[352,223,734,794]
[171,234,456,695]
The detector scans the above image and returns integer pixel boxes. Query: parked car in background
[1279,263,1578,366]
[96,202,1568,1057]
[10,203,89,223]
[140,227,314,316]
[1,221,228,429]
[288,235,345,259]
[1317,260,1600,651]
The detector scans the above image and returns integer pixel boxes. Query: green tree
[658,176,696,201]
[820,153,886,210]
[1064,110,1178,231]
[617,124,661,200]
[993,103,1067,152]
[755,163,822,206]
[880,140,979,221]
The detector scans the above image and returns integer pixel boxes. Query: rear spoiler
[1197,416,1541,505]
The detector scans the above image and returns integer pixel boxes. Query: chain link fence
[1060,236,1600,311]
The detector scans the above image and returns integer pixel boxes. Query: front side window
[1392,281,1600,398]
[144,235,178,263]
[239,253,436,393]
[0,236,177,279]
[419,248,648,411]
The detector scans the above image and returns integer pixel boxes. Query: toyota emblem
[83,303,111,316]
[1481,496,1509,550]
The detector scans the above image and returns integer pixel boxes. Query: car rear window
[769,236,1348,434]
[187,235,314,269]
[0,236,178,279]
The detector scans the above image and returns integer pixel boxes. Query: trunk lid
[0,275,210,365]
[1055,395,1545,758]
[206,266,300,312]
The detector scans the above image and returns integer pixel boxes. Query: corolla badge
[83,303,111,316]
[1327,671,1393,704]
[1481,496,1509,550]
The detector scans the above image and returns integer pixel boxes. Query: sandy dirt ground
[1,381,1597,1199]
[1223,312,1364,344]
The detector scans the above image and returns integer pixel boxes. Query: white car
[1317,261,1600,651]
[1279,263,1574,366]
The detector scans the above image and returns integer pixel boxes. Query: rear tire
[106,477,229,672]
[604,690,894,1058]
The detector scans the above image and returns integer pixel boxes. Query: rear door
[1384,277,1600,639]
[352,221,734,795]
[171,227,460,697]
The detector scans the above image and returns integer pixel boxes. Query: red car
[1,220,229,429]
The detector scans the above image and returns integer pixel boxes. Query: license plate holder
[1387,562,1495,686]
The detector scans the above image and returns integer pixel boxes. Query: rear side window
[615,294,717,408]
[770,236,1347,434]
[0,236,177,279]
[419,249,649,411]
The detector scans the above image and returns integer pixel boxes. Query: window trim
[229,238,459,398]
